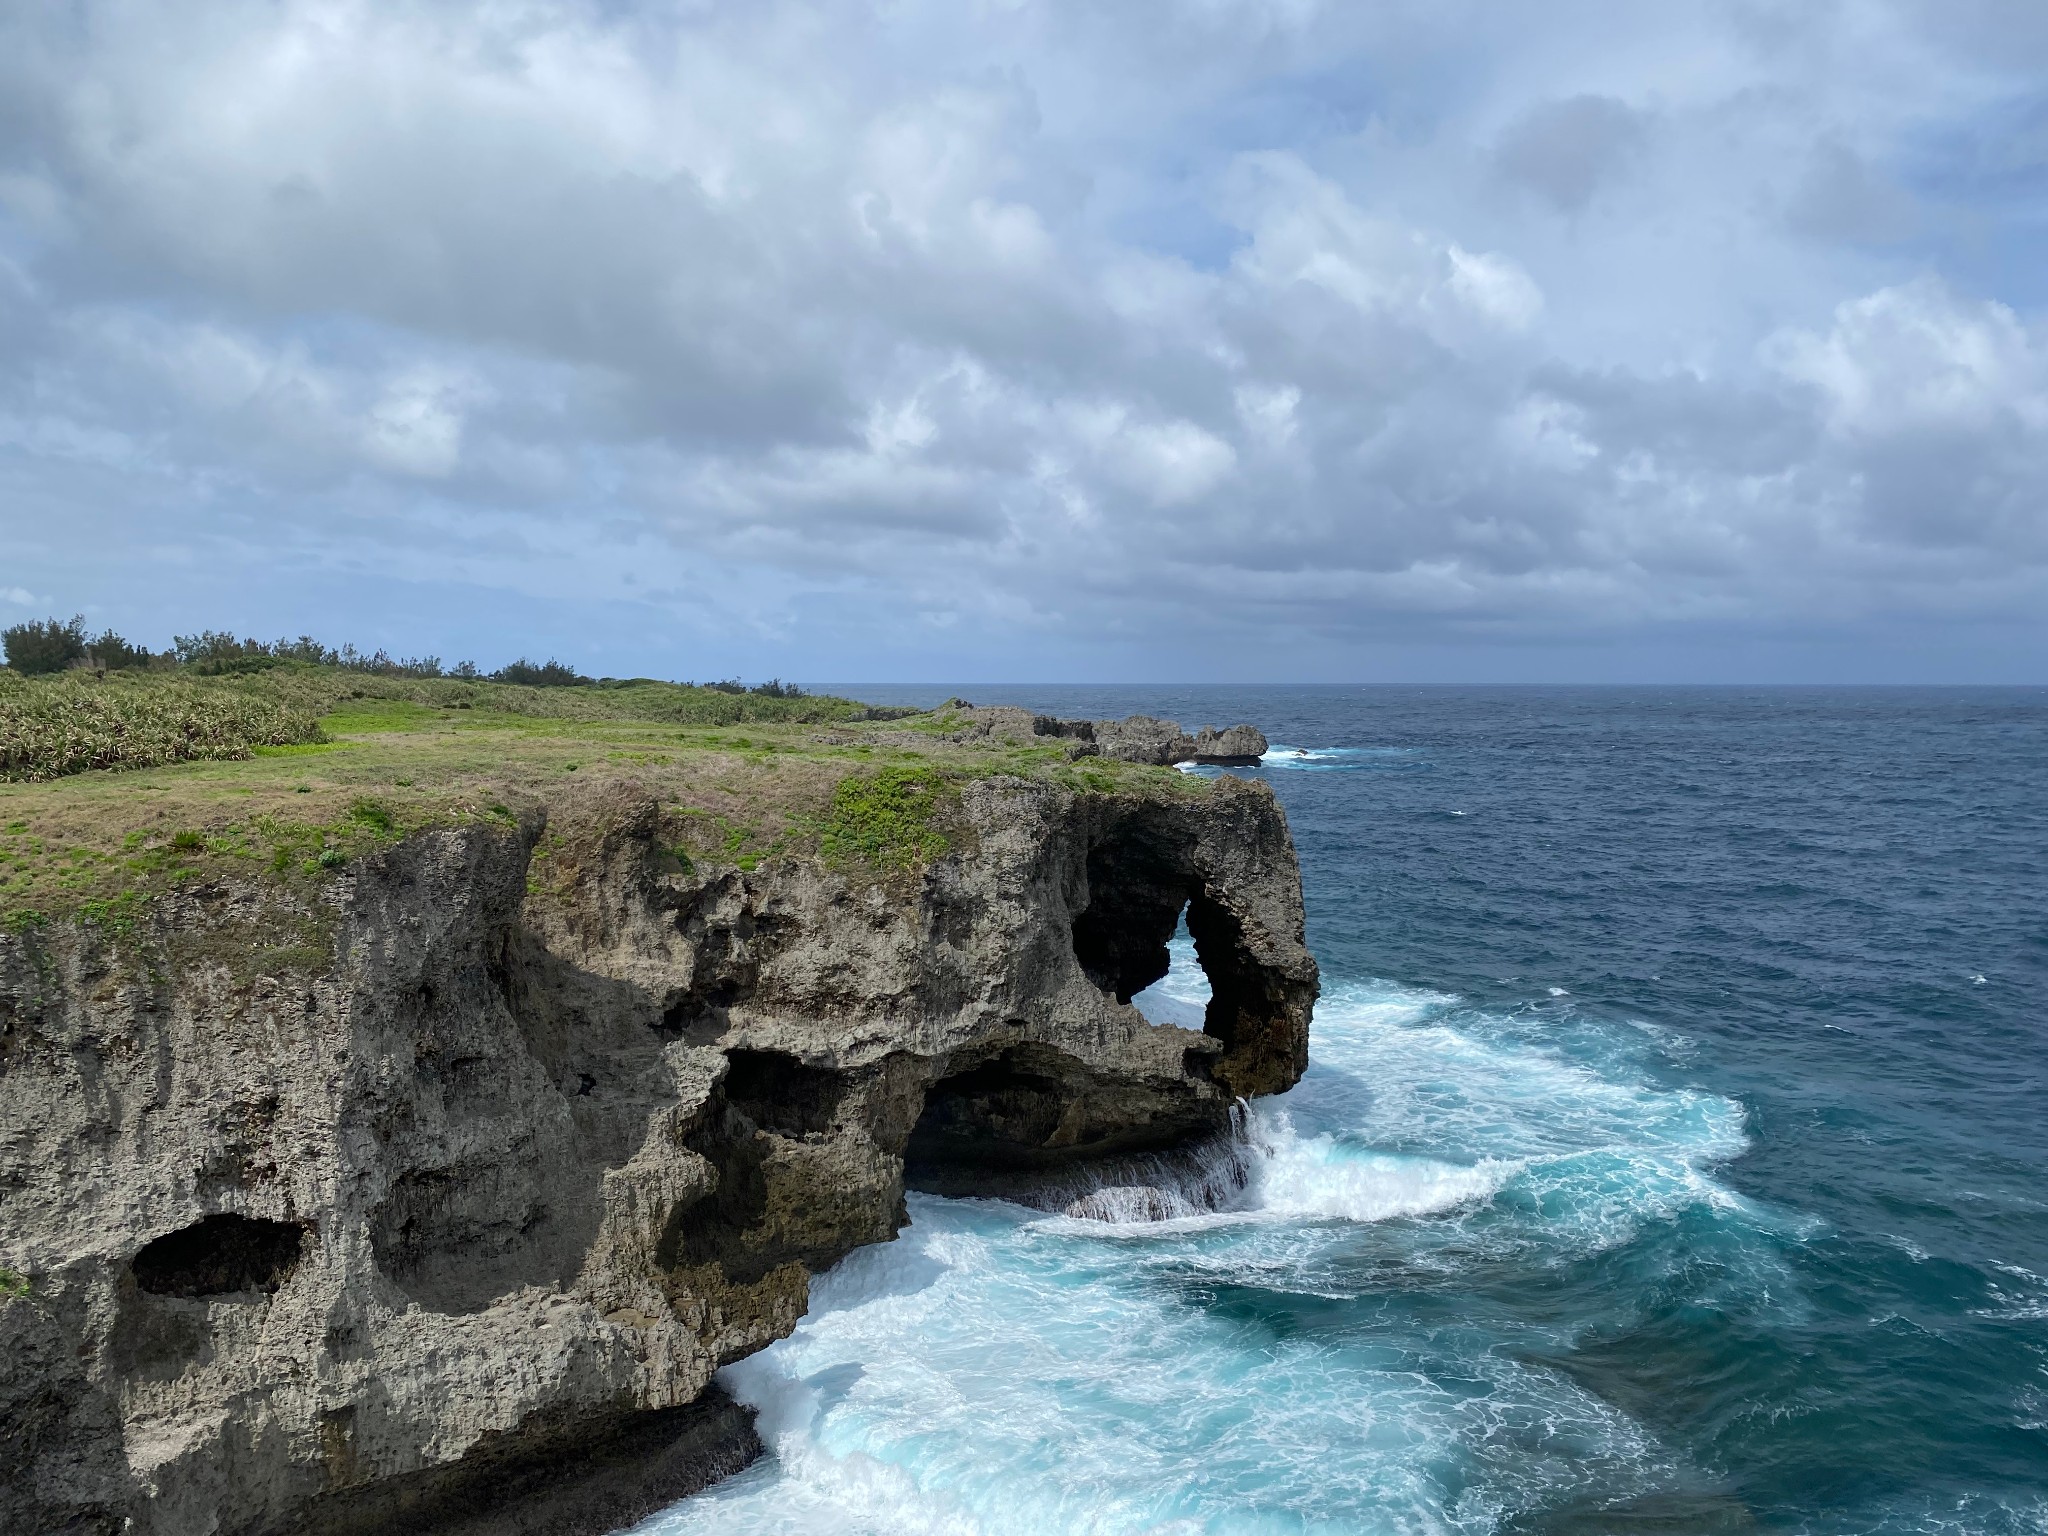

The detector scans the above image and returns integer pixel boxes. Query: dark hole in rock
[656,977,742,1038]
[905,1049,1072,1172]
[657,1052,864,1283]
[721,1048,845,1137]
[662,1108,773,1281]
[132,1214,307,1298]
[1070,826,1195,1004]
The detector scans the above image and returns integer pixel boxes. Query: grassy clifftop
[0,668,1198,928]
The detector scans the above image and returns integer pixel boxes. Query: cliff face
[0,771,1316,1536]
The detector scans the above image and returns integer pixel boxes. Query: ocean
[628,686,2048,1534]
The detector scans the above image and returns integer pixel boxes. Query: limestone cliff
[0,767,1316,1536]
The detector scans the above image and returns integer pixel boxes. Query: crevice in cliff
[132,1215,307,1298]
[658,1050,872,1284]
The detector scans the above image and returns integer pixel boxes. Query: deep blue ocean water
[632,687,2048,1535]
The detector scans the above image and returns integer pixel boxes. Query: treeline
[0,616,806,697]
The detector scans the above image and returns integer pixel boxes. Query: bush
[172,632,445,678]
[173,631,276,674]
[492,658,589,688]
[0,674,325,782]
[4,616,88,675]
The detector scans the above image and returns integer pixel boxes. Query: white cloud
[1766,279,2048,438]
[0,0,2041,672]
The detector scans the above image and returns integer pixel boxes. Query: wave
[1172,744,1423,775]
[627,961,1762,1536]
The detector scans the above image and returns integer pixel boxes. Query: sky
[2,0,2045,683]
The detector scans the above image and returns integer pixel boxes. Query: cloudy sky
[3,0,2045,682]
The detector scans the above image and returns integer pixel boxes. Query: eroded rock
[0,767,1314,1536]
[948,707,1269,766]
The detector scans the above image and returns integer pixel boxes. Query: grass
[0,1267,27,1300]
[819,766,952,872]
[0,667,1211,923]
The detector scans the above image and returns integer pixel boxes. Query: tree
[3,615,88,675]
[87,629,154,670]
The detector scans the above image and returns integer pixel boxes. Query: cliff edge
[0,754,1315,1535]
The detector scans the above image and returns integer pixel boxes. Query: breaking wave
[629,945,1756,1536]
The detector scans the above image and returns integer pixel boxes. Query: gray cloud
[1493,95,1649,216]
[0,0,2043,679]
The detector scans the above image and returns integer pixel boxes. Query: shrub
[0,674,325,782]
[3,616,88,675]
[173,631,278,674]
[347,798,394,834]
[172,632,445,678]
[493,658,589,688]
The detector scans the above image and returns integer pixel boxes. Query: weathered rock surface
[0,766,1314,1536]
[947,706,1269,766]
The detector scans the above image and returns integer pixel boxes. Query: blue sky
[2,0,2045,682]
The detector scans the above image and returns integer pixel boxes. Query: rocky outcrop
[0,766,1315,1536]
[946,705,1269,766]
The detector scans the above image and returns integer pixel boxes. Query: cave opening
[132,1214,307,1298]
[656,1048,859,1283]
[1129,906,1214,1029]
[903,1046,1076,1184]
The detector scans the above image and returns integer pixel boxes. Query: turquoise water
[631,687,2048,1534]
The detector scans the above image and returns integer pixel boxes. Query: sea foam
[627,943,1755,1536]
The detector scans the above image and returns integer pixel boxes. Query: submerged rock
[0,764,1314,1536]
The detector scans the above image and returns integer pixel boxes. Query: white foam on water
[632,1193,1674,1536]
[1247,1110,1520,1224]
[627,949,1756,1535]
[1255,744,1413,773]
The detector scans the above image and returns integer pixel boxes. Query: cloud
[0,0,2042,677]
[1493,94,1650,215]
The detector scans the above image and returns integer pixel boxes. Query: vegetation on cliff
[0,661,1202,927]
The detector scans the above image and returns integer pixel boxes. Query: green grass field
[0,667,1197,926]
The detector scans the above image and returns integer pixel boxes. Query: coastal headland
[0,670,1316,1535]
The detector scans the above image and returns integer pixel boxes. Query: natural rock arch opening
[1070,824,1192,1004]
[1069,811,1310,1098]
[132,1215,307,1298]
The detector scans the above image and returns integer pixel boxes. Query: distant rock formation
[0,744,1315,1535]
[946,706,1269,766]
